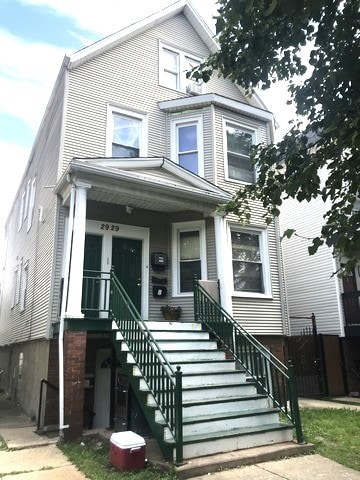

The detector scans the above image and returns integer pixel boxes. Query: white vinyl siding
[281,193,344,336]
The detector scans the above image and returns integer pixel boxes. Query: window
[11,262,21,308]
[20,261,29,311]
[27,178,36,232]
[230,227,271,295]
[224,121,257,183]
[172,221,207,296]
[159,42,203,93]
[18,177,36,232]
[107,106,147,157]
[171,116,203,175]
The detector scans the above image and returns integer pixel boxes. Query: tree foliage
[194,0,360,272]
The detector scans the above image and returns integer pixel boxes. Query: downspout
[58,179,75,432]
[274,216,290,335]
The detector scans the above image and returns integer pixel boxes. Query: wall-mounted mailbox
[153,286,167,298]
[151,252,168,271]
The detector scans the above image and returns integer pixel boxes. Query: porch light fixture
[125,206,133,214]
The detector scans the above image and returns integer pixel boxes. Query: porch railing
[82,270,111,315]
[108,268,183,463]
[342,291,360,326]
[194,278,303,444]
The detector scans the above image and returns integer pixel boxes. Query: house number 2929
[100,223,120,232]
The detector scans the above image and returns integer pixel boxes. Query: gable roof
[55,157,232,214]
[68,0,216,70]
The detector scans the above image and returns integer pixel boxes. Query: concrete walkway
[0,393,359,479]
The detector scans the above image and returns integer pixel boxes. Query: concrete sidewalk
[0,393,359,479]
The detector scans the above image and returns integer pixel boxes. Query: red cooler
[110,431,146,471]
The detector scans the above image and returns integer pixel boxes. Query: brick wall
[63,331,87,440]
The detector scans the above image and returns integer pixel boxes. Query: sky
[0,0,294,260]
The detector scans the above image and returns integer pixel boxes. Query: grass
[59,408,360,478]
[300,407,360,471]
[59,435,177,480]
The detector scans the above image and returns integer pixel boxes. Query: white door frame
[86,220,150,319]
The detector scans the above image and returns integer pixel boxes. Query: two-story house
[0,0,302,463]
[281,190,360,398]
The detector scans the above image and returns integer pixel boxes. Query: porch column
[66,182,91,318]
[213,213,233,315]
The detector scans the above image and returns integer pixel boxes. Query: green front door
[83,234,103,317]
[112,237,142,313]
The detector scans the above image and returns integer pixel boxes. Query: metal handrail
[194,279,303,443]
[109,268,183,463]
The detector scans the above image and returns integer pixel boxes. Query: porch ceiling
[55,157,232,215]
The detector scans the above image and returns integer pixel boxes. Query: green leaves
[204,0,360,273]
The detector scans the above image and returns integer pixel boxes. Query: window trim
[159,41,204,93]
[228,224,272,298]
[27,178,36,232]
[106,105,148,157]
[172,220,207,297]
[223,118,259,184]
[170,114,204,176]
[19,261,29,312]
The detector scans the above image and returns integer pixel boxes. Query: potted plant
[160,305,182,321]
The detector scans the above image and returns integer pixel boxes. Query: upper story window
[159,42,203,93]
[172,221,207,296]
[224,121,257,183]
[171,115,204,176]
[107,106,147,157]
[230,226,271,296]
[18,177,36,232]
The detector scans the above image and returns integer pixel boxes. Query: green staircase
[107,272,303,463]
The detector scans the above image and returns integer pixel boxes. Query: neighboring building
[0,0,297,462]
[281,191,360,397]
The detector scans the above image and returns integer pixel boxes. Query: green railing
[194,279,303,443]
[109,269,183,463]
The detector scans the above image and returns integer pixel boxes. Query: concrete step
[178,423,293,459]
[181,394,271,418]
[150,330,210,341]
[145,321,202,331]
[162,349,226,362]
[181,383,257,402]
[155,339,218,351]
[173,360,239,373]
[181,370,247,387]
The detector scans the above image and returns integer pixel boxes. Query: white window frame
[228,224,272,298]
[223,118,259,184]
[19,261,29,312]
[11,260,22,308]
[18,191,26,231]
[27,178,36,232]
[159,41,204,93]
[172,220,207,297]
[170,115,204,176]
[106,105,148,158]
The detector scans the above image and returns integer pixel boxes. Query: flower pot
[162,312,181,321]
